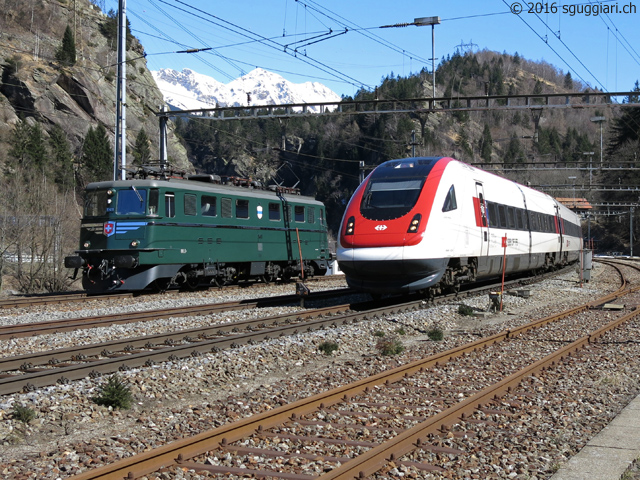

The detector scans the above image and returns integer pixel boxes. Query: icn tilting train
[65,173,330,293]
[337,157,583,296]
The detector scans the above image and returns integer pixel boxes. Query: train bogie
[65,176,330,293]
[337,157,582,295]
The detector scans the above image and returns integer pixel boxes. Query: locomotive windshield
[116,187,147,215]
[360,159,435,220]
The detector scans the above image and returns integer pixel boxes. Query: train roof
[85,177,324,206]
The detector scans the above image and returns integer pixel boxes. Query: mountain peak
[152,68,340,111]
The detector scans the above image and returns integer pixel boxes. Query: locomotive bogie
[337,157,583,295]
[66,178,330,293]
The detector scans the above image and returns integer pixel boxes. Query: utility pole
[113,0,127,180]
[414,16,441,98]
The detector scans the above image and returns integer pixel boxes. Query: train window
[201,196,217,217]
[84,190,108,216]
[165,193,175,218]
[308,207,315,224]
[319,208,325,225]
[149,189,159,215]
[236,199,249,219]
[268,203,281,221]
[487,202,499,228]
[507,207,516,229]
[295,205,305,222]
[442,185,457,212]
[184,194,197,216]
[117,187,147,215]
[516,209,524,230]
[221,198,232,218]
[498,205,507,228]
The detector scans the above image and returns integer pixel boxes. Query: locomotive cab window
[201,196,217,217]
[148,189,159,215]
[84,190,108,217]
[442,185,457,212]
[117,187,146,215]
[236,199,249,219]
[165,193,175,218]
[295,205,305,222]
[268,202,281,221]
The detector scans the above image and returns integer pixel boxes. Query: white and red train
[337,157,582,295]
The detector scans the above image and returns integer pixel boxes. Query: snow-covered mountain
[151,68,341,112]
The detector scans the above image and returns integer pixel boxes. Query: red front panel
[340,158,453,248]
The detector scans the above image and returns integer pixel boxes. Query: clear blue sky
[104,0,640,98]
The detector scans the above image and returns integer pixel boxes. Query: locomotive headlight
[107,198,112,205]
[83,241,91,249]
[107,189,115,196]
[345,216,355,235]
[130,240,140,248]
[407,214,422,233]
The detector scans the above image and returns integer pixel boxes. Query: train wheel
[186,275,200,290]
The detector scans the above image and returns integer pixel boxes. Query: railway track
[0,287,354,339]
[0,270,569,396]
[0,276,335,310]
[60,261,640,480]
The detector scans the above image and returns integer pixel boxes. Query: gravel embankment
[0,265,629,479]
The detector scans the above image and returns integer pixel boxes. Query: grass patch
[376,336,405,356]
[427,326,444,341]
[11,404,36,424]
[318,341,339,355]
[458,304,474,316]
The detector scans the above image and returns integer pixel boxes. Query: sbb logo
[374,225,388,231]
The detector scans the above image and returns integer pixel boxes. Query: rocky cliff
[0,0,190,174]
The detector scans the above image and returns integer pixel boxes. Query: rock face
[0,0,190,174]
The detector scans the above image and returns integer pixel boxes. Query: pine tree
[132,129,151,166]
[82,124,114,182]
[479,124,493,162]
[564,72,573,90]
[55,25,76,66]
[49,124,75,188]
[8,120,48,172]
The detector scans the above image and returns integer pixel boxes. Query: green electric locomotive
[65,174,330,293]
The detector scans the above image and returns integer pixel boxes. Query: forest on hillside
[173,50,639,248]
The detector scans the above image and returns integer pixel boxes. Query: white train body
[337,157,582,294]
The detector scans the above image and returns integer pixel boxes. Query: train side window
[268,202,281,221]
[148,189,159,215]
[164,193,175,218]
[221,198,232,218]
[319,208,325,225]
[236,199,249,219]
[487,202,499,228]
[442,185,457,212]
[498,205,507,228]
[201,195,217,217]
[184,194,197,216]
[516,209,524,230]
[85,190,108,216]
[507,207,516,229]
[295,205,305,222]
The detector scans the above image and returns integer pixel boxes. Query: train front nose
[338,244,447,294]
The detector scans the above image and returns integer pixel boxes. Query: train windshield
[360,160,434,220]
[116,187,147,215]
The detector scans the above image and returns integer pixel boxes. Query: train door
[475,182,489,257]
[555,204,563,263]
